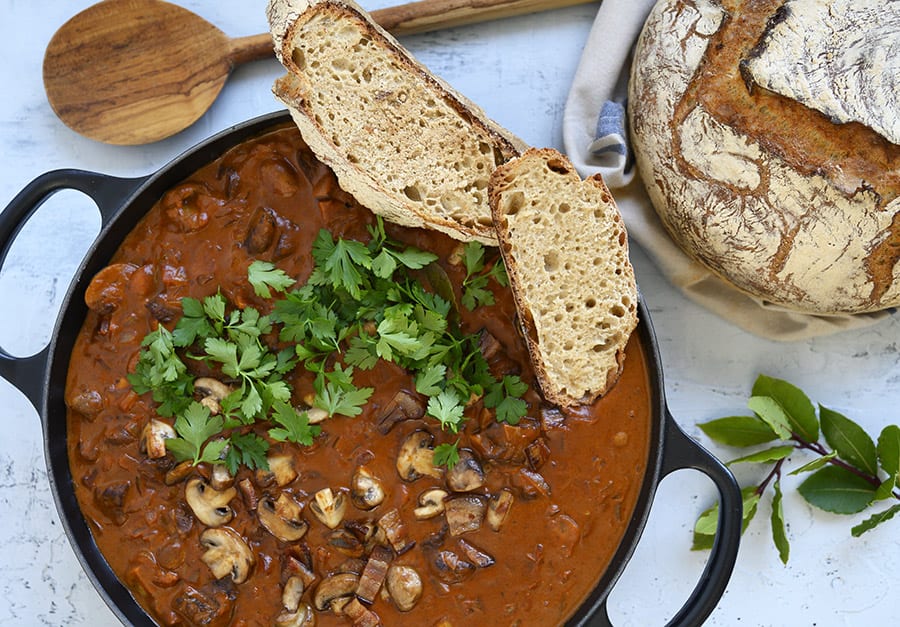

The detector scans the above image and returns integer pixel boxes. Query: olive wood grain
[43,0,594,145]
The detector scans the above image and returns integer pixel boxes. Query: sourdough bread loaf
[489,148,638,407]
[629,0,900,314]
[267,0,526,244]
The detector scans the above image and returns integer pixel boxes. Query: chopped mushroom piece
[267,454,299,487]
[486,489,514,531]
[185,477,237,527]
[282,575,306,612]
[444,496,487,537]
[140,419,175,459]
[343,597,381,627]
[199,528,254,584]
[385,565,423,612]
[378,509,415,554]
[350,466,386,510]
[413,488,448,520]
[445,449,485,492]
[193,377,232,415]
[274,603,315,627]
[396,430,442,482]
[356,545,392,604]
[310,488,348,529]
[329,528,366,558]
[237,477,258,510]
[313,572,359,612]
[431,550,476,584]
[376,390,426,434]
[524,437,551,470]
[209,464,233,491]
[457,539,495,568]
[258,493,309,542]
[305,406,329,424]
[165,461,193,486]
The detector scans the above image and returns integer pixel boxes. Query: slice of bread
[267,0,526,244]
[489,148,638,407]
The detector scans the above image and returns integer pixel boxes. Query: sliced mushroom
[378,508,415,554]
[457,538,495,568]
[194,377,232,415]
[356,544,392,604]
[517,467,552,499]
[385,564,423,612]
[486,489,514,531]
[209,464,233,491]
[199,528,254,584]
[445,449,485,492]
[313,572,359,612]
[274,603,315,627]
[309,488,347,529]
[284,545,318,590]
[140,419,175,459]
[444,495,487,537]
[350,466,386,511]
[185,477,237,527]
[413,488,448,520]
[376,390,426,434]
[396,430,442,482]
[258,493,309,542]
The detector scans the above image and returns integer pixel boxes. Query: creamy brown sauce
[64,126,650,626]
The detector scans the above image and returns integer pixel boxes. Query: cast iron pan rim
[23,110,696,626]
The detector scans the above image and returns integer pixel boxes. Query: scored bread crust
[267,0,527,244]
[629,0,900,314]
[489,148,638,408]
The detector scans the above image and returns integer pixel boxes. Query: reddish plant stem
[790,434,900,498]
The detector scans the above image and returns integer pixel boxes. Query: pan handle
[589,411,741,627]
[657,411,742,625]
[0,169,145,410]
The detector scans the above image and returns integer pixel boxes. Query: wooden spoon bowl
[43,0,593,146]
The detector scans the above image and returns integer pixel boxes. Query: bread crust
[629,0,900,314]
[489,148,638,408]
[267,0,526,244]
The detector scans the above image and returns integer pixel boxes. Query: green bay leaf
[851,503,900,537]
[727,445,794,466]
[877,424,900,479]
[770,478,790,564]
[820,405,878,476]
[747,396,793,440]
[797,465,877,514]
[698,415,778,447]
[752,375,819,442]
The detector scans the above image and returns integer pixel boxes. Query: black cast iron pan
[0,111,742,626]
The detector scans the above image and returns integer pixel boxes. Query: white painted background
[0,1,898,625]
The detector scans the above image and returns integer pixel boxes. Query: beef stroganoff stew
[64,126,650,626]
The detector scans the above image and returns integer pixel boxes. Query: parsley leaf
[314,365,374,418]
[165,402,227,465]
[224,432,270,475]
[426,390,466,433]
[268,401,321,446]
[434,441,461,468]
[248,260,296,298]
[485,375,529,425]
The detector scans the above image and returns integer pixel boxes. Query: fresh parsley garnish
[433,440,461,469]
[130,215,528,472]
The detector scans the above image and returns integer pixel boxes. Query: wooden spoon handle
[229,0,595,63]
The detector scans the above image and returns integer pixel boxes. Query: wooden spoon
[43,0,594,146]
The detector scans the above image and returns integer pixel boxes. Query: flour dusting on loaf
[629,0,900,314]
[743,0,900,146]
[266,0,525,244]
[489,149,638,407]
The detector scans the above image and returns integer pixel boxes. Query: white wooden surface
[0,1,898,625]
